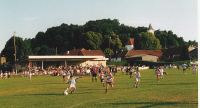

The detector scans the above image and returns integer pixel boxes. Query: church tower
[147,23,154,35]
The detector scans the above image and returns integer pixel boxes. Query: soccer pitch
[0,68,197,108]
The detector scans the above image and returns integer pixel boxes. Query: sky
[0,0,198,52]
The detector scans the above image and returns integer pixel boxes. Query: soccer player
[130,67,134,78]
[192,64,197,74]
[134,70,141,88]
[64,76,79,94]
[182,63,187,74]
[99,71,105,87]
[92,66,98,82]
[105,70,114,93]
[155,67,160,82]
[159,66,164,79]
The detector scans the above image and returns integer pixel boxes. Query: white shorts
[135,78,139,82]
[160,73,163,76]
[67,76,70,80]
[70,84,76,88]
[193,69,197,71]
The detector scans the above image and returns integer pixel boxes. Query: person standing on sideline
[177,64,180,70]
[130,67,134,78]
[159,66,164,79]
[1,70,3,79]
[63,71,66,81]
[121,66,125,75]
[182,63,187,74]
[155,67,160,82]
[92,66,98,82]
[29,70,32,81]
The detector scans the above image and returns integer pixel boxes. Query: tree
[103,48,114,58]
[1,36,32,63]
[82,31,103,50]
[37,45,56,55]
[135,32,162,50]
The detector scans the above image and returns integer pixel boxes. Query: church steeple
[147,23,154,35]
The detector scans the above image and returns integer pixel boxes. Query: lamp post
[109,37,111,65]
[13,31,17,75]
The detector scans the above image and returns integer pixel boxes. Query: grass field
[0,68,198,108]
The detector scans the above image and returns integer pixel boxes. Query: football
[64,91,68,95]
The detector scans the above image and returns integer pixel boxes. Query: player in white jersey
[182,63,187,74]
[99,71,105,87]
[192,64,197,74]
[159,66,164,79]
[155,67,160,82]
[64,76,79,94]
[134,70,141,88]
[105,69,114,93]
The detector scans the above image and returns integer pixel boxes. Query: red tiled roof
[125,50,163,57]
[126,38,134,45]
[81,50,105,57]
[63,48,85,56]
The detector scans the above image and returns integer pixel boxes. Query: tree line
[1,19,197,63]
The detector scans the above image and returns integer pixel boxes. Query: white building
[125,38,134,50]
[147,23,154,35]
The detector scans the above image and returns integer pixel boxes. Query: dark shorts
[92,73,97,77]
[63,76,65,78]
[100,79,104,83]
[183,69,186,71]
[130,72,133,75]
[106,82,112,85]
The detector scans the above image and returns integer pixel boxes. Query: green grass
[0,68,198,108]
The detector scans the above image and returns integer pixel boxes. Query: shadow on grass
[107,101,197,108]
[28,94,62,96]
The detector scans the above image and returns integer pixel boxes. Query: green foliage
[82,31,103,50]
[154,30,184,48]
[37,45,56,55]
[1,36,32,63]
[103,48,114,58]
[135,32,162,50]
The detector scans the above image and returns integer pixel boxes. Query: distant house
[125,38,134,50]
[111,50,163,62]
[63,48,107,66]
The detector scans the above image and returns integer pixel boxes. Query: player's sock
[103,83,105,87]
[95,78,97,82]
[92,78,94,82]
[71,90,75,94]
[106,89,108,93]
